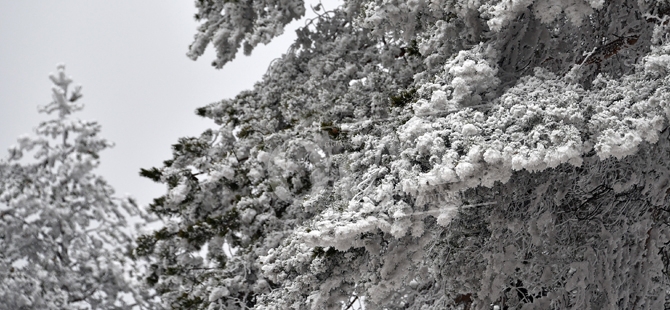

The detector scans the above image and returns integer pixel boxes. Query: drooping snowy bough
[138,0,670,309]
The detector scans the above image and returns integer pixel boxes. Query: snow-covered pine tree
[139,0,670,309]
[0,65,157,310]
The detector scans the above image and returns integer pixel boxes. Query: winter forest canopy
[3,0,670,309]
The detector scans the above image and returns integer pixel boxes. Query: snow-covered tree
[0,65,157,310]
[139,0,670,309]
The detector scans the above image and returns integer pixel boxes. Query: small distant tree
[0,65,157,310]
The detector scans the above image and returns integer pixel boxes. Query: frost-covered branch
[140,0,670,309]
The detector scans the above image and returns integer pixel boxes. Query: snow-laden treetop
[0,65,156,310]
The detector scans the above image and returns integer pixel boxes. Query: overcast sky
[0,1,331,206]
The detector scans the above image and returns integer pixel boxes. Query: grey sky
[0,1,329,206]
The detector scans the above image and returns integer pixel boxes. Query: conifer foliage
[139,0,670,309]
[0,65,156,310]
